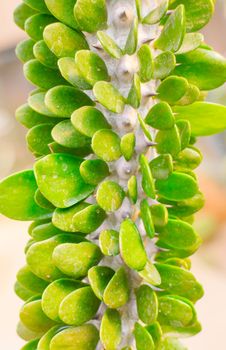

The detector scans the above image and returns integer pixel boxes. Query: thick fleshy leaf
[155,5,185,52]
[120,219,147,271]
[44,0,78,29]
[34,154,94,208]
[92,129,121,161]
[28,92,57,117]
[100,309,122,350]
[45,86,94,118]
[99,229,119,256]
[24,60,67,89]
[124,18,138,55]
[80,159,110,186]
[21,338,40,350]
[142,0,168,25]
[150,154,173,180]
[174,146,202,170]
[158,337,188,350]
[145,322,162,347]
[49,324,99,350]
[155,126,181,157]
[58,57,92,89]
[14,281,35,302]
[176,120,191,150]
[97,31,122,59]
[74,0,108,32]
[150,204,168,230]
[52,202,89,232]
[156,172,198,201]
[93,81,125,113]
[17,265,48,294]
[169,0,214,32]
[173,102,226,136]
[139,154,155,199]
[153,51,176,80]
[31,222,63,241]
[127,74,141,108]
[103,267,130,309]
[138,261,161,286]
[138,113,153,141]
[71,106,110,137]
[96,181,125,212]
[136,285,158,325]
[52,120,90,149]
[25,14,56,41]
[52,242,102,278]
[145,102,175,130]
[26,123,53,155]
[127,175,138,204]
[140,199,155,238]
[58,286,100,325]
[134,323,155,350]
[176,33,204,55]
[44,22,89,58]
[16,39,35,63]
[14,3,37,30]
[33,40,58,69]
[37,326,65,350]
[168,192,205,217]
[42,279,84,321]
[120,132,136,161]
[137,44,153,82]
[155,263,204,302]
[72,204,106,234]
[75,50,109,86]
[26,234,84,281]
[174,49,226,90]
[0,170,51,221]
[157,76,189,105]
[24,0,50,13]
[176,84,200,106]
[20,300,56,333]
[49,141,91,157]
[88,266,115,300]
[17,319,44,341]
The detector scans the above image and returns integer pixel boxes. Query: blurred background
[0,1,226,349]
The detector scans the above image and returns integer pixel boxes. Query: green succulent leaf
[124,18,138,55]
[127,175,138,204]
[142,0,169,25]
[155,126,181,157]
[25,14,56,41]
[176,119,191,150]
[100,309,122,350]
[72,204,107,234]
[26,123,53,155]
[150,204,169,230]
[157,76,189,105]
[176,33,204,55]
[96,181,125,212]
[37,325,65,350]
[74,0,108,33]
[33,40,58,69]
[52,202,89,232]
[28,92,57,117]
[14,3,37,30]
[139,154,155,199]
[44,0,78,29]
[153,51,176,80]
[136,285,158,325]
[24,0,50,13]
[14,281,36,302]
[157,337,188,350]
[17,265,48,294]
[120,132,136,161]
[21,338,40,350]
[137,44,154,83]
[150,154,173,180]
[97,31,123,59]
[99,229,120,256]
[140,199,155,239]
[31,222,63,241]
[145,102,175,130]
[88,266,115,300]
[92,129,121,161]
[16,39,35,63]
[58,57,92,89]
[134,323,155,350]
[80,159,110,185]
[145,322,162,347]
[127,74,141,108]
[93,81,125,113]
[138,261,161,286]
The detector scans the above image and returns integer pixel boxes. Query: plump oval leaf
[52,120,90,149]
[99,229,119,256]
[45,0,78,29]
[145,102,175,130]
[14,3,37,30]
[157,76,189,105]
[134,323,155,350]
[72,204,106,234]
[155,126,181,157]
[97,31,122,59]
[24,0,50,13]
[52,202,89,232]
[74,0,108,33]
[127,175,138,204]
[93,82,125,113]
[17,265,48,294]
[138,261,161,286]
[136,285,158,325]
[176,33,204,55]
[139,154,155,199]
[16,39,35,63]
[80,159,110,186]
[150,154,173,180]
[33,40,58,69]
[25,14,56,41]
[153,51,176,80]
[96,181,125,212]
[158,337,188,350]
[100,309,122,350]
[26,123,53,155]
[28,92,57,118]
[140,199,155,239]
[124,18,138,55]
[88,266,115,300]
[92,129,121,161]
[137,44,153,82]
[58,57,92,89]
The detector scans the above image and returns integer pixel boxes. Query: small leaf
[145,102,175,130]
[17,265,48,294]
[31,222,63,241]
[37,325,65,350]
[42,279,84,321]
[96,181,125,212]
[127,175,138,204]
[157,337,188,350]
[28,92,57,118]
[176,33,204,55]
[100,309,122,350]
[120,133,136,161]
[138,261,161,286]
[137,44,153,83]
[14,3,37,30]
[138,113,153,141]
[16,103,58,129]
[136,285,158,325]
[24,0,50,13]
[155,263,204,302]
[80,159,110,185]
[34,154,95,208]
[0,170,51,221]
[103,267,130,308]
[49,142,91,157]
[49,324,99,350]
[173,102,226,136]
[139,154,155,199]
[25,14,56,41]
[120,219,147,271]
[45,86,94,118]
[134,323,155,350]
[72,204,107,234]
[140,199,155,238]
[124,18,138,55]
[75,50,110,86]
[43,22,89,58]
[45,0,78,29]
[52,120,90,149]
[26,123,53,155]
[153,51,176,80]
[176,84,200,106]
[168,191,205,217]
[150,204,168,230]
[155,126,181,157]
[176,120,191,150]
[59,286,100,325]
[17,320,43,341]
[93,81,125,113]
[155,5,186,52]
[71,106,110,137]
[142,0,169,25]
[16,39,35,63]
[92,129,121,161]
[156,172,198,201]
[169,0,214,32]
[14,281,35,302]
[97,31,122,59]
[33,40,58,69]
[145,322,162,347]
[58,57,92,90]
[88,266,115,300]
[174,146,202,170]
[24,59,67,89]
[74,0,107,33]
[53,242,102,278]
[127,74,141,108]
[150,154,173,180]
[157,76,189,105]
[21,339,40,350]
[99,229,119,256]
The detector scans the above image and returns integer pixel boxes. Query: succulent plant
[1,0,226,349]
